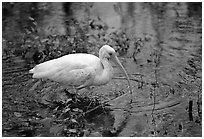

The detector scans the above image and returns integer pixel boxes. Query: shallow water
[2,2,201,137]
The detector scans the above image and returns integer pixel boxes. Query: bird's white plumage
[29,54,106,88]
[29,45,132,93]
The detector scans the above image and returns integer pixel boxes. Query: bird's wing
[29,54,100,79]
[47,66,96,88]
[29,54,100,88]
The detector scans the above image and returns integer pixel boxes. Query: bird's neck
[102,58,114,83]
[102,58,113,74]
[94,58,113,85]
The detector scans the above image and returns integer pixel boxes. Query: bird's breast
[92,60,114,86]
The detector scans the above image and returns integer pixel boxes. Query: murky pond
[2,2,201,137]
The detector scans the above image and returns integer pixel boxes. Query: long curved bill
[112,55,133,94]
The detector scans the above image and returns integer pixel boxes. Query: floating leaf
[65,98,72,104]
[53,106,60,113]
[14,112,22,117]
[34,36,39,40]
[72,108,83,112]
[33,21,37,26]
[70,119,77,123]
[28,16,35,21]
[41,38,49,43]
[63,107,70,113]
[68,129,77,133]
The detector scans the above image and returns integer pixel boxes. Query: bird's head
[99,45,133,94]
[99,45,116,60]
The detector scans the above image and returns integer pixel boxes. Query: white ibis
[29,45,132,94]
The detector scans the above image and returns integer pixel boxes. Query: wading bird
[29,45,132,94]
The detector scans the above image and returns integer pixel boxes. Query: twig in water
[189,100,193,121]
[150,87,156,124]
[197,84,201,118]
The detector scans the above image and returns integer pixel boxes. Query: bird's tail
[29,68,34,73]
[28,61,56,78]
[29,66,48,78]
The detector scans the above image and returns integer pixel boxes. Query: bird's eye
[109,53,112,56]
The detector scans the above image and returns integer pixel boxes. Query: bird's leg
[85,86,95,96]
[72,86,80,102]
[72,86,78,94]
[64,88,75,102]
